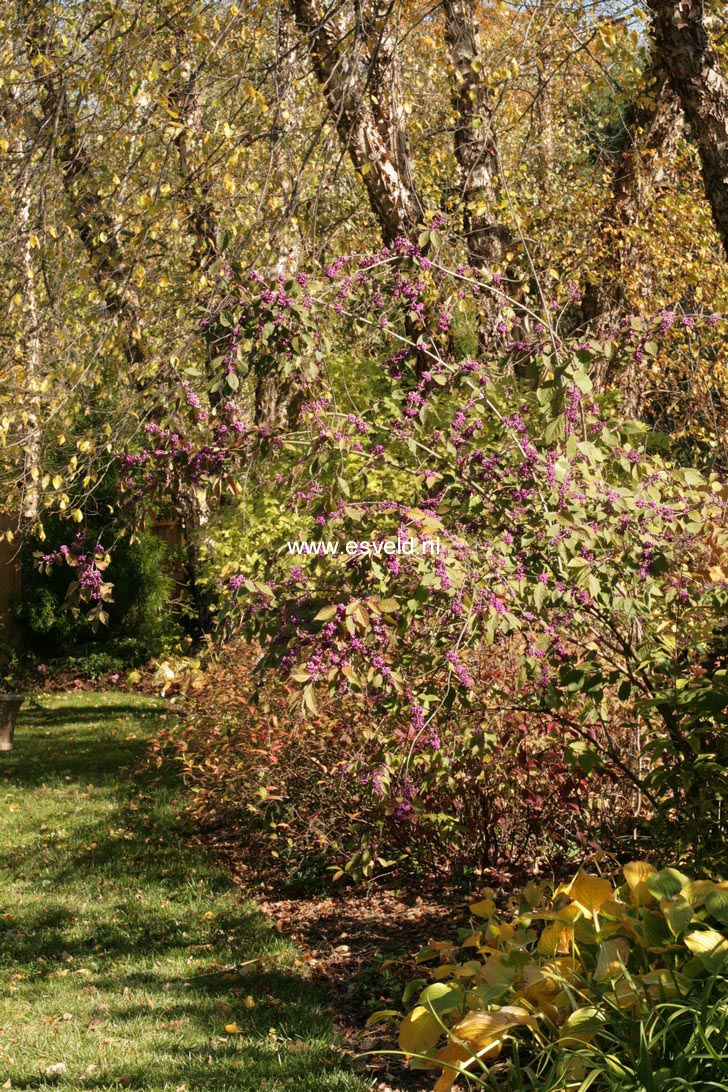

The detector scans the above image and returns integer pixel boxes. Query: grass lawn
[0,691,371,1091]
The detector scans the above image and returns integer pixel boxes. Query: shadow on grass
[0,698,172,785]
[0,695,368,1091]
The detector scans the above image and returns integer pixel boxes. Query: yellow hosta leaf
[623,861,657,906]
[569,872,613,915]
[470,897,495,919]
[398,1005,441,1055]
[642,969,687,1000]
[491,922,515,941]
[538,923,573,956]
[594,937,629,982]
[681,880,716,908]
[432,1006,535,1090]
[684,929,728,961]
[608,976,641,1010]
[554,901,583,923]
[432,1042,476,1092]
[432,963,457,980]
[450,1006,535,1049]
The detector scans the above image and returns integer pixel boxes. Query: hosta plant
[369,861,728,1089]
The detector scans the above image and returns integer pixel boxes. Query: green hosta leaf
[660,896,693,937]
[559,1006,606,1046]
[418,982,465,1016]
[641,910,674,950]
[646,868,690,900]
[706,888,728,925]
[365,1009,401,1027]
[403,976,429,1000]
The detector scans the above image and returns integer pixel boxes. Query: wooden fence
[0,516,182,648]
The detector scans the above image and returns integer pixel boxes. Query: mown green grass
[0,692,370,1091]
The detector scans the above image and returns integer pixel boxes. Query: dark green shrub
[17,524,178,662]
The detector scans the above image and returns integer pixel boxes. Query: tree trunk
[581,61,684,342]
[272,8,305,280]
[647,0,728,254]
[173,480,214,637]
[443,0,510,275]
[19,1,214,629]
[10,111,44,527]
[256,8,307,432]
[286,0,423,244]
[0,695,24,752]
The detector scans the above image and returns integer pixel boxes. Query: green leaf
[365,1009,401,1027]
[660,896,693,937]
[647,868,690,900]
[705,888,728,926]
[418,981,465,1016]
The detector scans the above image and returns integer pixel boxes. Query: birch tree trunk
[257,8,306,431]
[286,0,423,244]
[11,121,44,527]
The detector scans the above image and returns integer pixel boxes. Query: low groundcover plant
[367,861,728,1090]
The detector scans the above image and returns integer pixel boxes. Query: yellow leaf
[470,897,495,919]
[432,1043,472,1092]
[594,938,629,982]
[684,929,728,960]
[224,1023,240,1034]
[398,1005,440,1055]
[608,976,641,1010]
[681,880,716,908]
[569,872,613,915]
[623,862,657,906]
[432,1007,535,1091]
[537,923,573,956]
[432,963,457,979]
[450,1007,535,1050]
